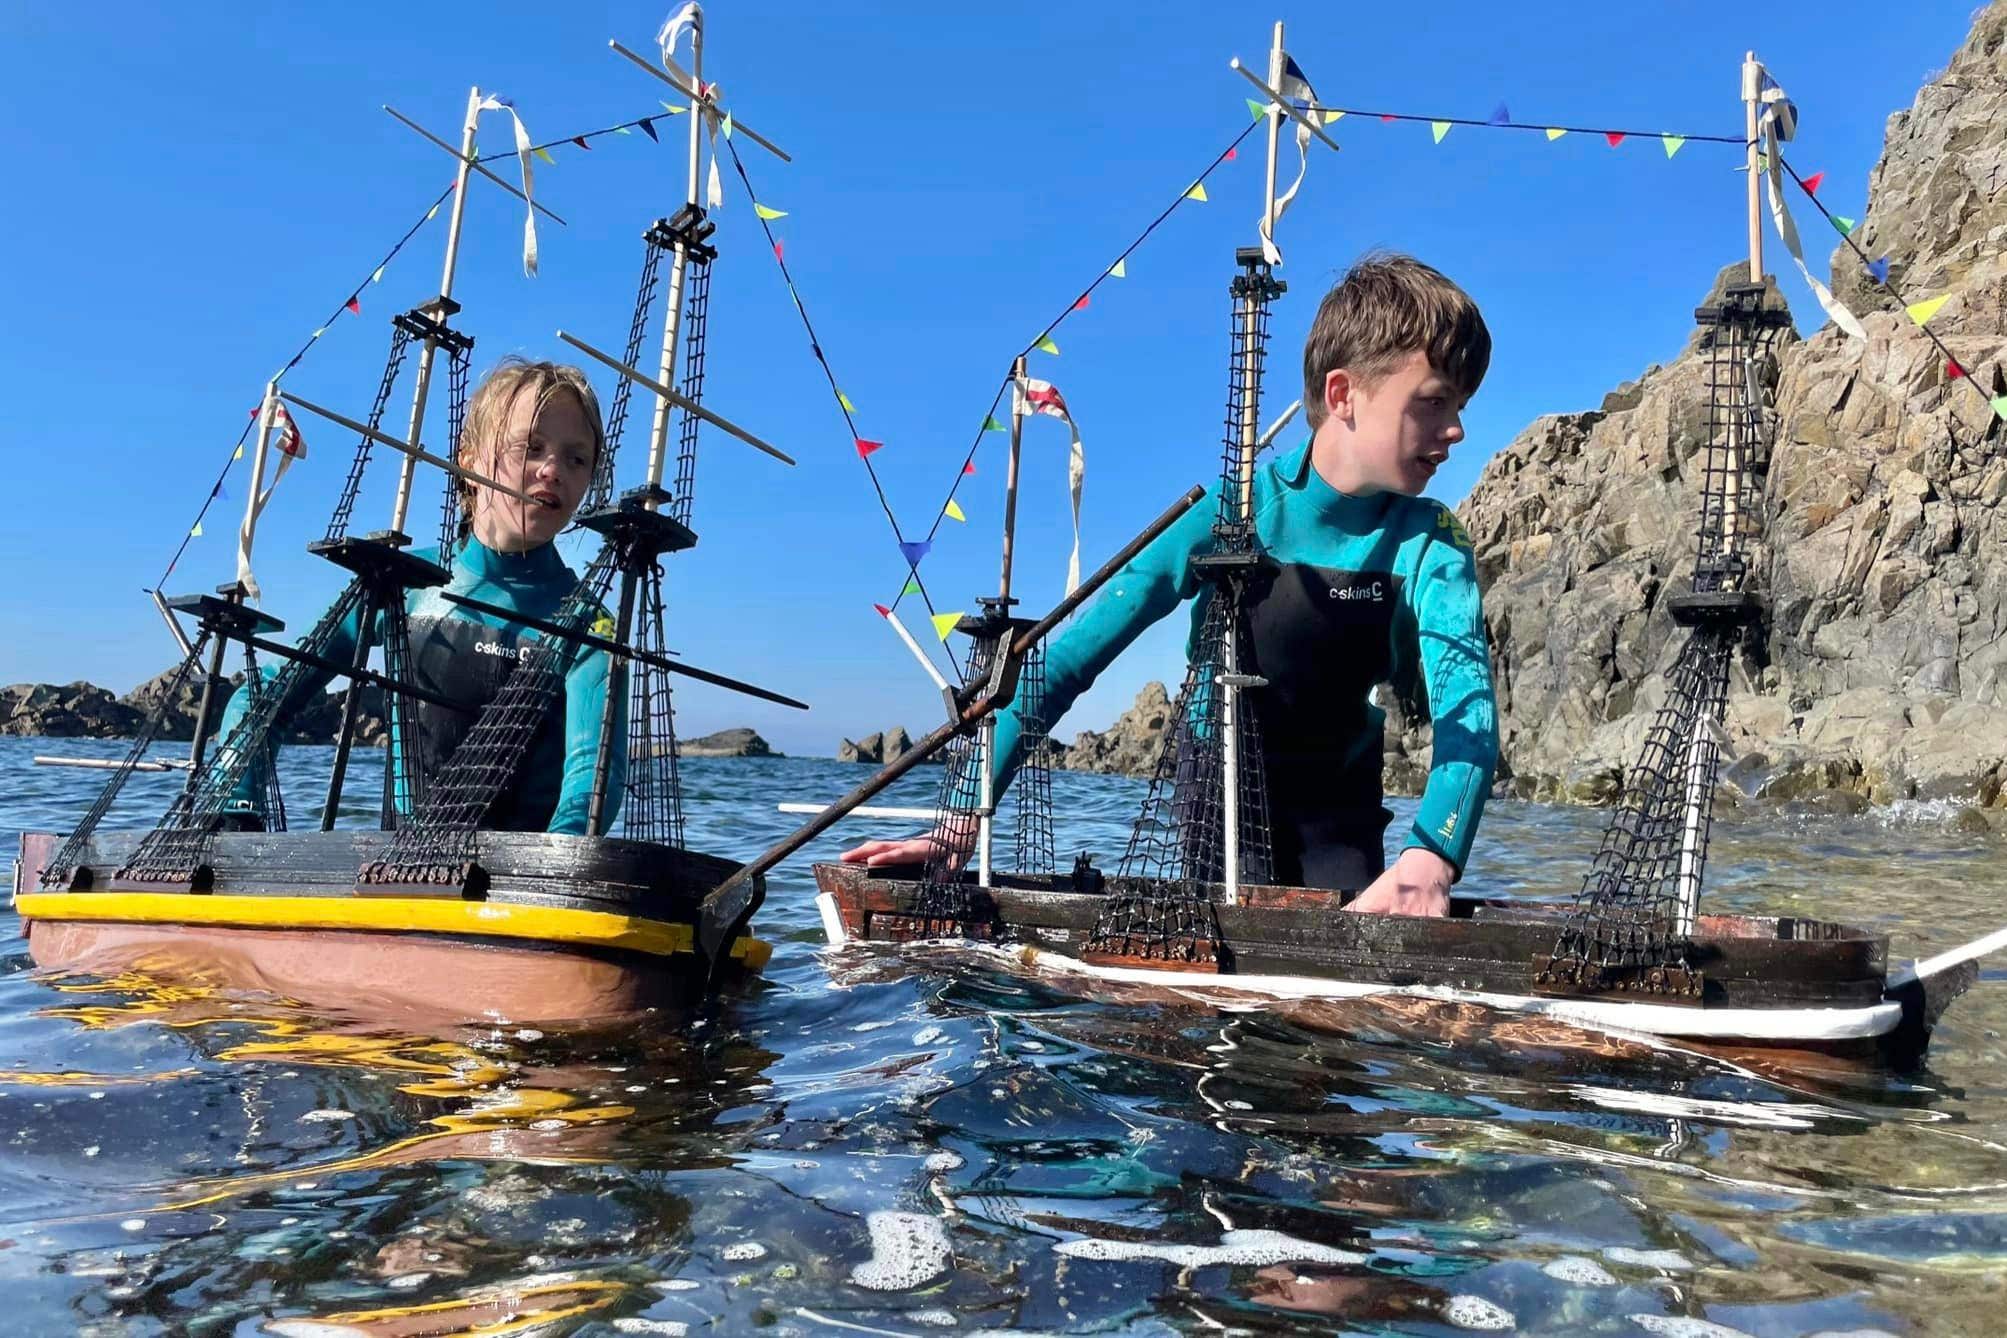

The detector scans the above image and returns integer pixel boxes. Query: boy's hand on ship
[840,827,972,871]
[1343,847,1453,917]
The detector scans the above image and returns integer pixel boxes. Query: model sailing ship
[14,11,809,1022]
[800,28,1999,1065]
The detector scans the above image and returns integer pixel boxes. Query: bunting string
[1778,153,2007,425]
[1303,103,1747,147]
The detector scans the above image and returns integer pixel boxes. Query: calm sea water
[1,734,2003,1336]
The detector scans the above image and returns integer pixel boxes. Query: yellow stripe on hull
[15,891,769,967]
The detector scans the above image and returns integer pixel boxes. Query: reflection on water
[2,738,2004,1334]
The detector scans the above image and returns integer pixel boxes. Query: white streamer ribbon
[476,93,539,276]
[1260,113,1314,266]
[1758,73,1863,340]
[657,3,725,208]
[236,403,308,603]
[1020,376,1086,595]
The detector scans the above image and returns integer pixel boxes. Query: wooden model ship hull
[14,831,768,1024]
[812,862,1947,1059]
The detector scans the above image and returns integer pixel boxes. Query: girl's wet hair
[453,357,606,542]
[1302,254,1492,427]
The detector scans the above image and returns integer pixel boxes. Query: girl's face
[470,386,596,553]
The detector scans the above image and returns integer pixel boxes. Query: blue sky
[0,2,1976,755]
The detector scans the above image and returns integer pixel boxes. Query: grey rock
[1,681,142,738]
[1055,681,1172,777]
[679,727,774,758]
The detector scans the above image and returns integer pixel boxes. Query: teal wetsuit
[218,537,624,834]
[991,440,1497,886]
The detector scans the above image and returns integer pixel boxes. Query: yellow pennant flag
[931,611,963,641]
[944,499,966,522]
[233,444,244,460]
[722,111,734,139]
[1035,334,1060,356]
[190,521,203,538]
[837,391,856,412]
[753,203,788,221]
[371,265,385,284]
[1109,258,1127,278]
[1906,295,1949,327]
[1661,134,1685,158]
[1430,121,1451,144]
[533,146,556,165]
[1323,109,1344,124]
[1545,128,1566,141]
[427,203,440,221]
[1185,182,1208,203]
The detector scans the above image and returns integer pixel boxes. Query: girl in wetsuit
[843,256,1500,917]
[217,357,624,833]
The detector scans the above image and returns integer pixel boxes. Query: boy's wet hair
[454,357,607,540]
[1302,254,1491,427]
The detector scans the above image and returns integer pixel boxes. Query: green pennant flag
[1831,214,1857,236]
[1109,258,1127,278]
[1430,120,1451,144]
[1662,134,1685,158]
[613,125,632,136]
[983,414,1006,432]
[1992,396,2007,421]
[533,146,556,165]
[754,203,788,221]
[901,578,921,596]
[1034,334,1060,356]
[1247,97,1268,123]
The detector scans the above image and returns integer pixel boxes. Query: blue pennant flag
[898,540,932,568]
[639,118,659,143]
[1488,102,1510,125]
[1867,256,1890,285]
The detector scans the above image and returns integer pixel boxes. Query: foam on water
[849,1211,953,1291]
[1603,1247,1696,1272]
[1541,1255,1619,1286]
[1442,1295,1516,1330]
[1053,1228,1366,1268]
[1628,1316,1754,1338]
[721,1241,767,1261]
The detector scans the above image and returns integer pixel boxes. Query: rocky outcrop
[680,727,775,758]
[1055,681,1172,776]
[2,682,142,738]
[2,668,387,747]
[837,726,937,765]
[1398,3,2007,808]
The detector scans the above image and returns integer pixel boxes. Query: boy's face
[1322,349,1468,496]
[471,387,596,552]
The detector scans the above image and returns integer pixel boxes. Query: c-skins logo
[1329,579,1385,602]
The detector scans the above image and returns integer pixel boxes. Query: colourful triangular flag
[1905,295,1948,326]
[961,461,977,475]
[1380,113,1396,123]
[572,136,591,151]
[773,241,784,262]
[1185,182,1208,203]
[901,578,921,595]
[1322,109,1343,124]
[1430,121,1451,144]
[1867,257,1890,285]
[1072,295,1090,312]
[659,101,688,115]
[931,611,963,641]
[1991,395,2007,421]
[722,111,734,139]
[1946,360,1966,379]
[613,125,632,136]
[371,265,385,284]
[872,603,890,617]
[212,481,229,501]
[345,296,361,315]
[855,437,882,458]
[310,326,327,338]
[1545,128,1566,141]
[944,499,966,522]
[1247,97,1268,123]
[983,414,1006,432]
[426,204,440,221]
[639,118,659,142]
[1110,258,1127,278]
[754,203,788,221]
[1661,134,1685,158]
[533,146,556,165]
[1831,215,1856,236]
[898,540,932,567]
[1488,102,1510,126]
[837,391,856,412]
[1801,170,1825,195]
[1034,334,1060,356]
[1604,131,1625,148]
[1225,147,1237,160]
[233,444,244,461]
[190,521,203,538]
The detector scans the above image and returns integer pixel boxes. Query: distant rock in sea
[836,726,940,765]
[679,728,775,758]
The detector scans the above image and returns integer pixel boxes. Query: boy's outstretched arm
[1346,510,1498,915]
[842,485,1219,868]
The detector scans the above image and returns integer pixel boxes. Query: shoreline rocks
[679,728,775,758]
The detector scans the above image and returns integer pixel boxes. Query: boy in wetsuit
[844,255,1499,916]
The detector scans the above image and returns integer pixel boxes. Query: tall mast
[643,13,708,509]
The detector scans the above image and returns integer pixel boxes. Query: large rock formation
[1402,3,2007,808]
[680,727,775,758]
[2,682,142,738]
[836,726,938,765]
[2,666,388,747]
[1056,681,1172,776]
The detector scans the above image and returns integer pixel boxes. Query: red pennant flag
[1072,295,1090,312]
[773,241,784,262]
[346,296,361,314]
[962,461,977,475]
[1225,146,1237,160]
[1380,113,1396,122]
[1604,132,1626,147]
[1801,170,1825,195]
[872,603,891,617]
[1948,360,1967,379]
[855,438,883,458]
[248,407,259,419]
[573,136,591,151]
